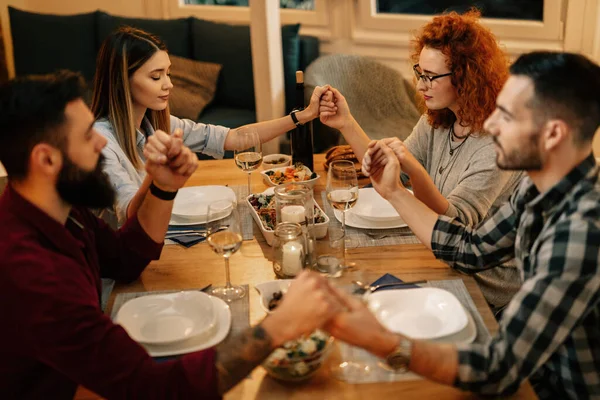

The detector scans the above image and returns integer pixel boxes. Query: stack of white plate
[115,291,232,357]
[334,188,409,230]
[367,288,476,344]
[170,186,237,226]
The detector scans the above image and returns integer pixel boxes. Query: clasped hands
[263,271,398,358]
[142,128,198,192]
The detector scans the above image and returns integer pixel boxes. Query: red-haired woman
[320,10,523,312]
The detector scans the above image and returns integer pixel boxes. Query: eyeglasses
[413,64,452,88]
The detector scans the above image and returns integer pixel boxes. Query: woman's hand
[378,137,423,178]
[362,140,405,201]
[304,85,331,121]
[319,87,354,131]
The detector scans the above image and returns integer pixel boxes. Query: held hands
[143,128,198,192]
[264,271,399,358]
[319,87,353,130]
[377,137,423,177]
[362,140,405,201]
[305,85,332,120]
[264,271,345,347]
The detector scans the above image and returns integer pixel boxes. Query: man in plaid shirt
[324,51,600,398]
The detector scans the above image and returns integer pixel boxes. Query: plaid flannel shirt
[431,154,600,399]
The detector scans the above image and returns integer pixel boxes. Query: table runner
[320,192,421,247]
[337,279,492,383]
[110,285,250,359]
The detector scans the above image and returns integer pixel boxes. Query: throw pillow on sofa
[8,7,98,81]
[168,55,222,121]
[191,19,300,111]
[96,12,193,59]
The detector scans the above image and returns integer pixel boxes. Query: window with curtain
[376,0,544,21]
[183,0,316,9]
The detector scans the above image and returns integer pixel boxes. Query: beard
[494,132,543,171]
[56,153,115,209]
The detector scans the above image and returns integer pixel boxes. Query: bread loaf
[323,145,367,179]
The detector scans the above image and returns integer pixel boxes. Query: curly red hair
[411,9,509,133]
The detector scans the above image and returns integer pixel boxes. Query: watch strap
[149,182,178,201]
[290,109,303,127]
[385,337,412,372]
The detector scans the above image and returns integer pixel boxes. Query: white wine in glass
[326,160,359,256]
[206,199,245,302]
[233,127,262,195]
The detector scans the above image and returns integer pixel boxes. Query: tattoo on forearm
[216,324,273,394]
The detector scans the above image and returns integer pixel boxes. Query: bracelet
[149,182,178,201]
[290,109,303,127]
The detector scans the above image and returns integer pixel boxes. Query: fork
[365,230,413,240]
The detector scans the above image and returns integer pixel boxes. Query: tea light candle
[281,205,305,224]
[282,241,303,276]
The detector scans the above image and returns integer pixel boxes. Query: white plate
[261,165,320,188]
[142,296,231,357]
[367,288,469,340]
[430,309,476,345]
[254,279,294,314]
[115,291,216,345]
[172,186,236,220]
[350,188,403,222]
[333,209,407,230]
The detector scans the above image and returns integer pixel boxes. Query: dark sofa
[8,6,320,128]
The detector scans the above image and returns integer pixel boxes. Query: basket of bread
[323,145,367,179]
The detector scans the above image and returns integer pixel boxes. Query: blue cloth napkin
[370,273,421,290]
[167,224,207,248]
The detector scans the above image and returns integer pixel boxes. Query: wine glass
[326,160,359,266]
[330,271,372,381]
[233,127,262,196]
[206,199,245,302]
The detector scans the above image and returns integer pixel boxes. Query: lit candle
[281,205,305,224]
[282,241,303,276]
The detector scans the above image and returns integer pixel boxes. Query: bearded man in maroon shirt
[0,71,343,399]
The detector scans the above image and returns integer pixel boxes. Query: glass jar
[274,183,316,268]
[272,222,305,278]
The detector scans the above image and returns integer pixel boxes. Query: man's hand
[325,285,400,358]
[319,87,354,131]
[143,129,197,192]
[262,271,343,347]
[362,140,405,201]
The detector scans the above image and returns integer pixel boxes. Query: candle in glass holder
[282,241,303,276]
[280,205,305,224]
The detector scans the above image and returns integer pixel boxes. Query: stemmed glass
[326,160,359,265]
[233,127,262,196]
[206,199,245,302]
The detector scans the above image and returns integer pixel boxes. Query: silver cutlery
[352,279,427,293]
[365,230,414,240]
[166,226,227,239]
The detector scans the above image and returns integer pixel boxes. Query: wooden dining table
[76,154,537,400]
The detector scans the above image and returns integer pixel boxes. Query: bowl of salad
[260,287,333,382]
[262,154,292,169]
[261,163,320,188]
[246,188,329,246]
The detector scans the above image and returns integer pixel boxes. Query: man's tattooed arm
[215,324,274,395]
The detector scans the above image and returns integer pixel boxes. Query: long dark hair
[91,27,170,169]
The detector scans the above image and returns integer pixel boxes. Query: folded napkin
[167,224,207,248]
[370,273,422,290]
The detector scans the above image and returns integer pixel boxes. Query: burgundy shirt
[0,186,220,399]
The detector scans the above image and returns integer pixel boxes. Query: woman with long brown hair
[320,10,524,312]
[92,27,327,226]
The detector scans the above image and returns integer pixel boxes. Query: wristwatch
[149,182,178,201]
[385,337,412,372]
[290,109,304,127]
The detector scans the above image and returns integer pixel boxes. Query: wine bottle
[290,71,314,171]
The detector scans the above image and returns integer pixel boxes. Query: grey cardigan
[405,116,525,309]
